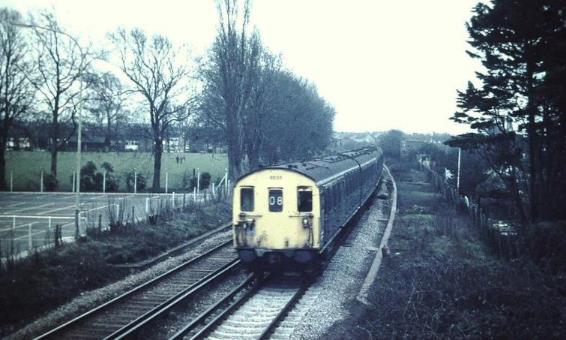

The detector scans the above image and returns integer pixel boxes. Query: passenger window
[240,187,254,212]
[297,187,312,212]
[268,189,283,212]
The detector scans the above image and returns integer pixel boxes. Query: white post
[457,147,461,194]
[103,171,106,193]
[115,204,119,220]
[172,191,175,208]
[212,182,215,196]
[12,215,15,231]
[165,172,168,194]
[193,187,196,202]
[10,171,13,192]
[197,169,200,197]
[145,197,150,214]
[134,171,137,194]
[225,168,228,194]
[72,171,76,193]
[48,216,52,231]
[40,170,44,192]
[28,223,33,249]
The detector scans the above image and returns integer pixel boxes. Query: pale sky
[1,0,479,134]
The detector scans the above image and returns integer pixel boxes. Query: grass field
[5,151,228,192]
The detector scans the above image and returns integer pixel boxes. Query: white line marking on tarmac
[1,202,27,209]
[38,204,77,215]
[5,203,54,214]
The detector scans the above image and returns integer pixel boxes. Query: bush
[200,172,211,189]
[98,162,119,192]
[80,161,98,191]
[43,173,58,191]
[125,170,146,192]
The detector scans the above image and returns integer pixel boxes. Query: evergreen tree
[449,0,566,223]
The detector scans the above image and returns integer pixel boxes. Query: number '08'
[269,196,282,206]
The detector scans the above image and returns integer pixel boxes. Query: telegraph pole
[75,119,82,239]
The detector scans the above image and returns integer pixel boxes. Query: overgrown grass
[326,159,566,339]
[5,151,228,191]
[0,202,231,336]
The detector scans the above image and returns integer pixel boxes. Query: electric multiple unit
[232,147,384,271]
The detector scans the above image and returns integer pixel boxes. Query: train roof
[236,147,382,185]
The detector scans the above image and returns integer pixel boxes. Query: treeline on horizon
[0,0,335,191]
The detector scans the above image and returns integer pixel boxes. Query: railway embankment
[325,160,566,339]
[1,202,231,339]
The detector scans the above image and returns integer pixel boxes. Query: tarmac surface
[0,192,195,258]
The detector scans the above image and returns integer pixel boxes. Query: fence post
[28,223,33,250]
[10,171,13,192]
[145,197,150,215]
[134,171,137,194]
[40,170,44,192]
[197,169,200,197]
[48,216,52,232]
[193,187,196,202]
[212,182,215,196]
[12,215,16,232]
[183,193,186,207]
[172,192,175,208]
[165,172,168,194]
[103,171,106,193]
[115,204,119,221]
[72,171,76,193]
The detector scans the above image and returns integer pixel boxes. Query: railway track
[36,240,239,340]
[170,274,308,340]
[167,170,395,340]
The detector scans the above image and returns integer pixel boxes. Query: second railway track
[37,240,239,340]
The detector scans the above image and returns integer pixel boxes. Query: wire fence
[0,182,232,261]
[420,160,521,259]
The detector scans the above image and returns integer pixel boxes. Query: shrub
[43,173,58,191]
[80,161,98,191]
[125,170,146,192]
[200,172,211,189]
[98,162,119,192]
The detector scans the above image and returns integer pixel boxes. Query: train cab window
[297,187,313,212]
[240,187,254,212]
[268,189,283,212]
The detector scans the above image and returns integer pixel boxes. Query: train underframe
[236,247,323,273]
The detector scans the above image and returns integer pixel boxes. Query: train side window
[240,187,254,212]
[268,189,283,212]
[297,187,312,212]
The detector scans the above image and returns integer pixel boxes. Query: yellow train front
[232,147,383,271]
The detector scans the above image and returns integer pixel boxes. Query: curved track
[36,240,238,340]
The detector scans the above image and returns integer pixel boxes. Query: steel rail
[257,279,311,340]
[35,240,234,340]
[112,259,241,339]
[187,275,270,340]
[168,274,256,340]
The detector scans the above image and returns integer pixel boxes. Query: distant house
[6,137,31,150]
[124,140,139,151]
[68,135,107,152]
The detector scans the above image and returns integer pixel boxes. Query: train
[232,147,384,271]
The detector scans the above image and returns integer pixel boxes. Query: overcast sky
[2,0,480,134]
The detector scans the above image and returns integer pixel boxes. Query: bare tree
[85,71,126,150]
[109,28,191,192]
[0,8,35,190]
[201,0,262,180]
[27,13,92,189]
